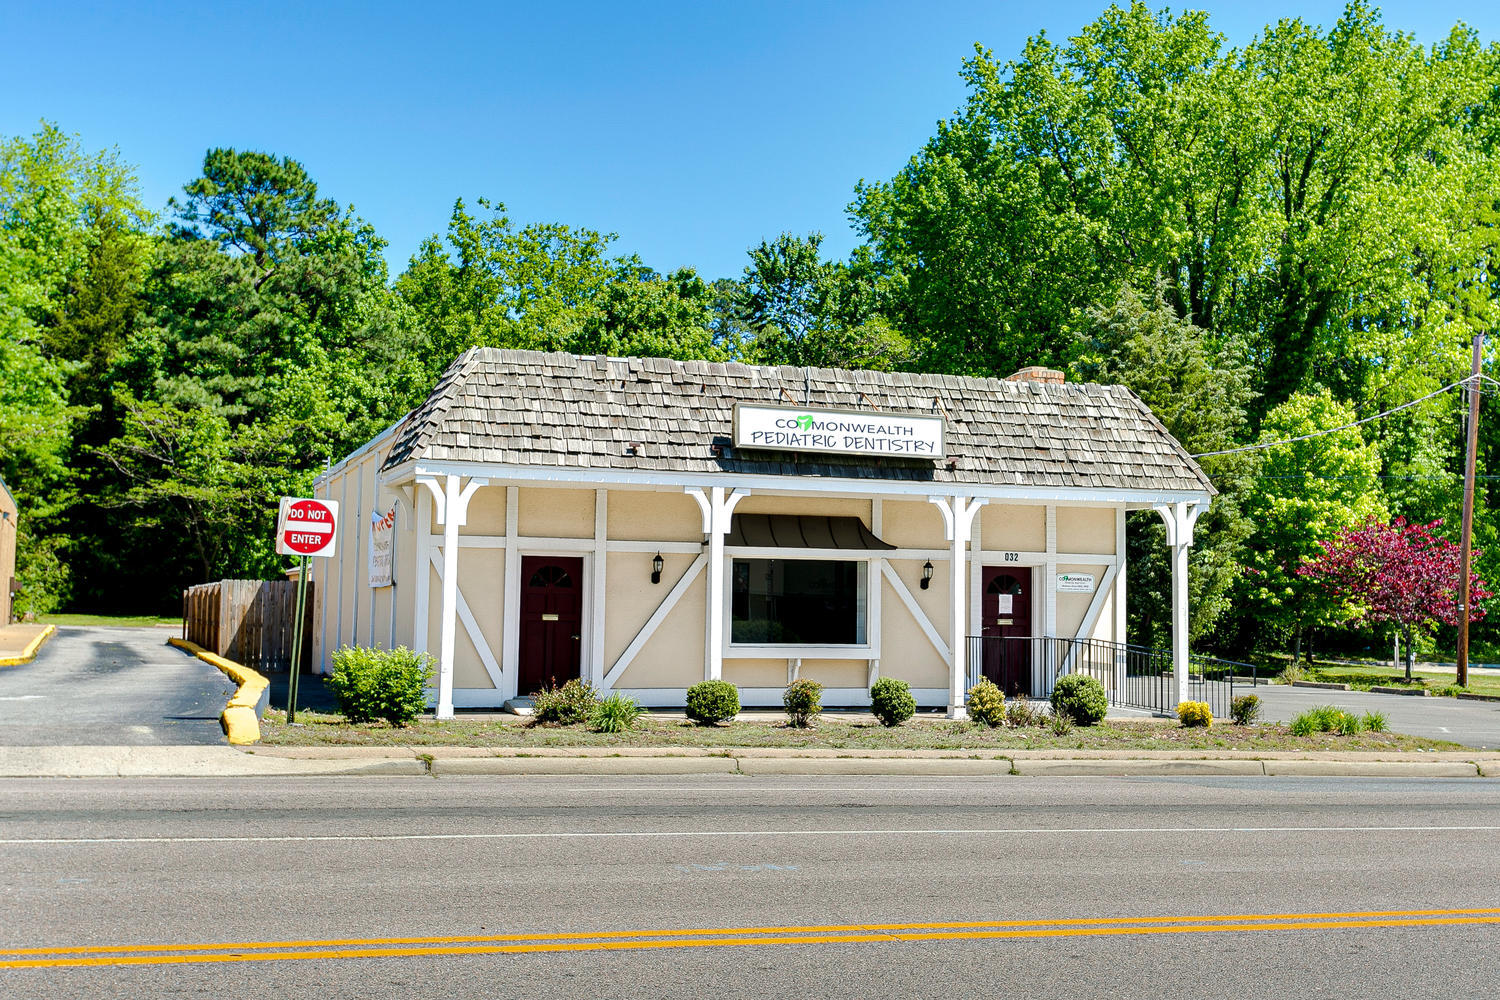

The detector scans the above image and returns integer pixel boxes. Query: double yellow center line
[6,908,1498,969]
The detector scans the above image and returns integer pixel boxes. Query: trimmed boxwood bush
[531,678,599,725]
[783,678,823,727]
[685,680,740,726]
[965,678,1006,727]
[1177,700,1213,728]
[1230,694,1262,726]
[1050,673,1108,726]
[869,677,916,727]
[327,645,432,726]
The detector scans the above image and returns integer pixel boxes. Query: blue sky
[4,1,1497,281]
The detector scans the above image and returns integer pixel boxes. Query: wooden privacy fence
[181,579,314,672]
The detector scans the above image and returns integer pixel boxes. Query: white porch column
[418,474,489,720]
[929,495,987,719]
[1154,500,1205,707]
[687,486,750,681]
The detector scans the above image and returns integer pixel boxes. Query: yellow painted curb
[168,637,268,745]
[0,624,57,667]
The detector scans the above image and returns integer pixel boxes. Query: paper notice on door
[996,594,1013,613]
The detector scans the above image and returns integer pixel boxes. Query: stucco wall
[608,490,703,541]
[0,483,17,623]
[981,504,1045,552]
[737,495,871,520]
[604,551,699,668]
[1055,562,1103,639]
[880,500,946,549]
[1057,506,1116,555]
[614,568,707,688]
[878,565,950,690]
[519,488,595,538]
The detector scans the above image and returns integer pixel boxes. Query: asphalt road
[1252,682,1500,749]
[3,774,1499,998]
[0,626,233,745]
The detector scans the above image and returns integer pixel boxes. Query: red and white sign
[276,497,340,558]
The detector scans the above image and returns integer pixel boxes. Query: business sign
[1056,572,1096,593]
[733,404,945,459]
[368,505,395,588]
[276,497,339,558]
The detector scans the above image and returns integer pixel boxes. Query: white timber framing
[1114,505,1128,691]
[590,489,608,687]
[501,486,520,692]
[602,552,707,688]
[880,561,950,663]
[417,473,488,719]
[427,548,503,690]
[1154,499,1208,706]
[927,495,986,718]
[686,485,750,681]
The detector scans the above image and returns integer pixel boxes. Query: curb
[167,638,268,745]
[1370,686,1426,696]
[0,624,57,666]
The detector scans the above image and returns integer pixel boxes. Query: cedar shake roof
[380,349,1215,495]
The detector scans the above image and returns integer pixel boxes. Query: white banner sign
[733,404,945,459]
[368,506,395,588]
[1056,572,1096,593]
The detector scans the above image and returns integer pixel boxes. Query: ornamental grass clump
[1289,704,1365,736]
[869,677,916,727]
[783,678,823,727]
[1005,695,1041,728]
[327,646,432,726]
[1177,700,1213,728]
[589,692,644,733]
[1230,694,1262,726]
[531,678,599,725]
[965,679,1006,727]
[1050,673,1108,726]
[685,680,740,726]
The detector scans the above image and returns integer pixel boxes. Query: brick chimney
[1004,366,1065,385]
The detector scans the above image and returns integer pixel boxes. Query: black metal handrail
[965,636,1257,719]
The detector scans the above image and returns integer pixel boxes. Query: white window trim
[723,553,882,660]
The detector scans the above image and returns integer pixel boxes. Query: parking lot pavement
[0,626,233,745]
[1252,681,1500,749]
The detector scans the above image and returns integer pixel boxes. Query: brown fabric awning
[725,514,895,550]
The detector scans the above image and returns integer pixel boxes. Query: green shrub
[1048,708,1075,735]
[869,677,916,727]
[590,692,644,733]
[965,679,1006,727]
[783,678,823,727]
[1230,694,1262,726]
[685,680,740,726]
[327,645,432,726]
[1050,673,1108,726]
[1177,701,1213,728]
[1005,695,1040,728]
[531,678,599,725]
[1361,710,1389,733]
[1332,709,1364,736]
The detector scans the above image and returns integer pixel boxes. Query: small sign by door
[996,594,1013,613]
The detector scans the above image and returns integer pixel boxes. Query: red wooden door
[981,567,1032,696]
[518,556,583,696]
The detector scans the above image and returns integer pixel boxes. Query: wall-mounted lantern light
[920,560,933,590]
[651,552,664,585]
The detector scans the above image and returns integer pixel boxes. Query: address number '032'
[1001,552,1021,562]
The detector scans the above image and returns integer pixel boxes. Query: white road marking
[0,695,44,701]
[4,825,1500,847]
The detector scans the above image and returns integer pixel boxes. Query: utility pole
[1457,332,1485,688]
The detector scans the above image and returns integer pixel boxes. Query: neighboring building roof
[381,349,1215,495]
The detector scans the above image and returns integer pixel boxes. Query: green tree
[1236,390,1387,659]
[850,2,1499,401]
[1072,284,1256,646]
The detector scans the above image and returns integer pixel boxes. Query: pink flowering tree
[1299,518,1491,681]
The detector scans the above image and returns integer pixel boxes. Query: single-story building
[0,476,16,623]
[309,349,1214,718]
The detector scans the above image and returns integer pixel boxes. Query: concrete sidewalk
[1,744,1498,778]
[0,623,54,664]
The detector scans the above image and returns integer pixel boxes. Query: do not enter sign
[276,497,340,558]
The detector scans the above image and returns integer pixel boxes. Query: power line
[1191,376,1480,458]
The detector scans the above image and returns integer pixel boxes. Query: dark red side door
[981,567,1033,696]
[518,556,583,696]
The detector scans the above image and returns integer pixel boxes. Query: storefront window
[731,559,867,645]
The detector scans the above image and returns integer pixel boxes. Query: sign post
[275,497,340,723]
